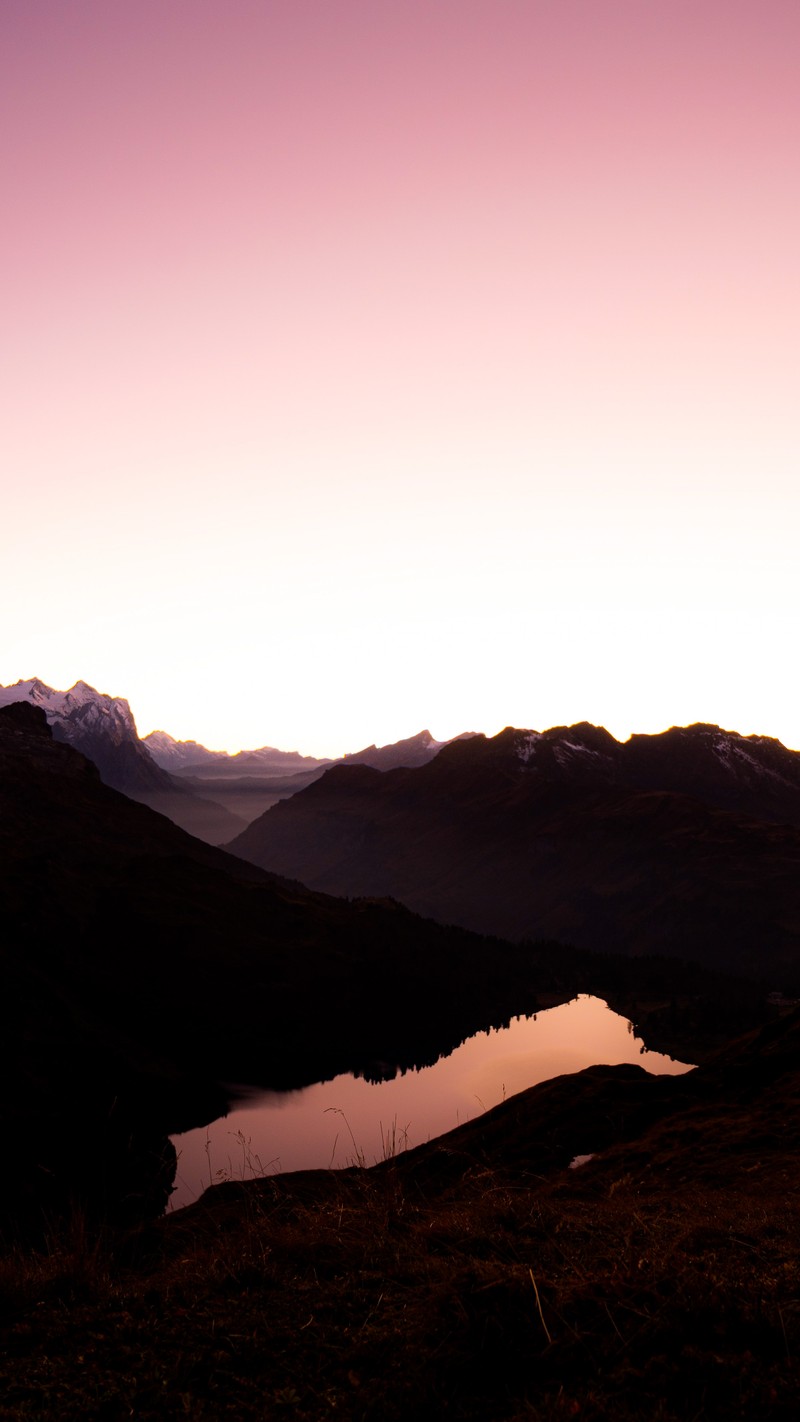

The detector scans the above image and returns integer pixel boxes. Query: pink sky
[2,1,798,755]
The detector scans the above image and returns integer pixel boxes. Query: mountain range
[0,697,767,1226]
[0,699,559,1224]
[0,679,469,841]
[7,679,800,988]
[3,688,798,1412]
[143,728,333,777]
[0,678,171,793]
[227,720,800,987]
[0,678,246,843]
[144,726,475,777]
[340,728,478,772]
[149,726,477,825]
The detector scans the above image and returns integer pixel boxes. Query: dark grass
[1,1118,798,1421]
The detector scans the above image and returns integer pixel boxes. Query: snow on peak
[514,731,542,764]
[0,677,59,709]
[554,738,608,763]
[708,729,794,785]
[143,729,177,751]
[0,678,138,737]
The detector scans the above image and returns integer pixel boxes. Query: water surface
[171,995,692,1207]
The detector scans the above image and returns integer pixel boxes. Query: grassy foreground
[1,1024,799,1422]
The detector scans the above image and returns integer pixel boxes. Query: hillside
[2,1007,798,1419]
[0,680,244,843]
[1,702,798,1416]
[228,722,800,986]
[0,704,588,1226]
[0,701,773,1230]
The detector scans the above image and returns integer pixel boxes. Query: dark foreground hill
[2,1008,798,1420]
[228,721,800,986]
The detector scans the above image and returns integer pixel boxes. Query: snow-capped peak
[0,677,59,709]
[0,678,138,737]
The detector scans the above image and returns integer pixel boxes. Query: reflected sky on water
[171,995,693,1208]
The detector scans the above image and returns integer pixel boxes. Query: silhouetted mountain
[148,726,478,780]
[0,703,778,1232]
[0,680,244,843]
[343,728,477,771]
[514,719,800,825]
[143,730,334,827]
[0,702,555,1224]
[144,728,333,778]
[228,721,800,986]
[145,726,475,828]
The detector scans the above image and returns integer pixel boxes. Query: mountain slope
[145,727,476,778]
[342,728,477,771]
[6,1003,798,1419]
[145,725,475,826]
[227,721,800,985]
[0,703,527,1085]
[0,701,565,1223]
[142,728,227,770]
[2,702,770,1225]
[0,679,244,843]
[0,677,173,792]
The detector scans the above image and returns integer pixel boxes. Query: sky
[2,0,798,757]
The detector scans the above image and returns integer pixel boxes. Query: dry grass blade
[529,1266,553,1345]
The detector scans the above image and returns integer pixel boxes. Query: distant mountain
[145,727,475,779]
[227,721,800,986]
[144,729,332,778]
[143,729,334,825]
[0,677,173,793]
[0,679,244,844]
[142,729,226,770]
[0,686,476,846]
[144,726,475,825]
[343,728,477,772]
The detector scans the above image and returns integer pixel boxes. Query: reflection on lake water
[171,995,693,1208]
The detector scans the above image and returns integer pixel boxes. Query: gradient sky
[2,0,798,756]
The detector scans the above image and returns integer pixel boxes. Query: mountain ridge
[0,700,560,1222]
[0,677,172,793]
[342,728,478,772]
[0,678,245,843]
[144,723,478,824]
[144,728,333,776]
[227,719,800,984]
[1,700,769,1226]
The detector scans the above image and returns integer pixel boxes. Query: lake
[170,994,693,1208]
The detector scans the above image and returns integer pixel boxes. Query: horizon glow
[2,1,799,758]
